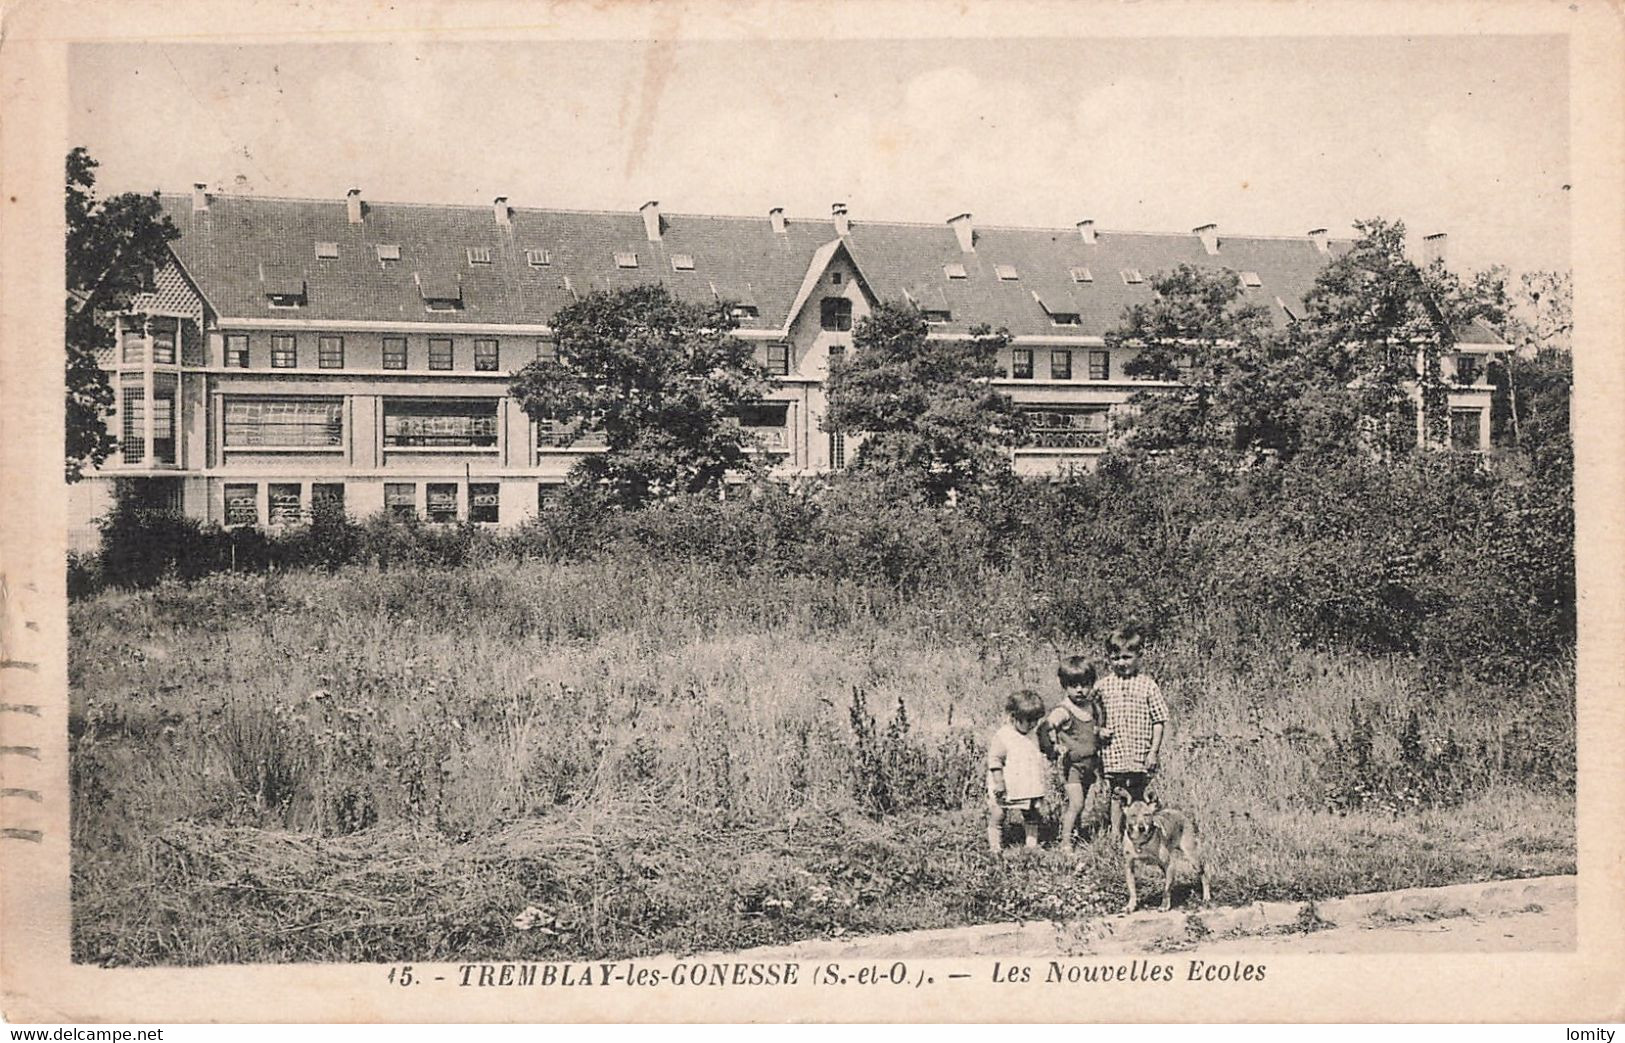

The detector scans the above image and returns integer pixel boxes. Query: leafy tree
[508,284,771,508]
[1489,270,1571,453]
[65,147,180,480]
[1108,219,1512,461]
[822,302,1028,504]
[1300,217,1507,454]
[1109,265,1311,457]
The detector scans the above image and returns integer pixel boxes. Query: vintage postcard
[2,0,1622,1024]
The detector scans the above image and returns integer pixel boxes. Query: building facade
[68,188,1507,543]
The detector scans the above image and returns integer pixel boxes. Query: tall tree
[1108,265,1310,457]
[1301,217,1506,454]
[1490,270,1571,452]
[65,147,179,481]
[822,302,1028,504]
[508,284,771,508]
[1107,219,1512,461]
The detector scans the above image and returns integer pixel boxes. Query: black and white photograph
[2,0,1621,1026]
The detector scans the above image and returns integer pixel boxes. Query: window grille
[224,398,343,448]
[268,483,303,525]
[383,399,499,448]
[469,483,500,524]
[224,483,258,526]
[385,483,416,519]
[1026,406,1110,449]
[426,483,459,522]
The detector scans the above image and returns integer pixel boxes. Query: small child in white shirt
[985,689,1050,854]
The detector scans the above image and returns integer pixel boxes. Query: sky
[69,35,1571,273]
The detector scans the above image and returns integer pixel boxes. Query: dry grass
[70,561,1575,964]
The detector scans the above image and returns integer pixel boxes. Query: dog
[1120,796,1211,913]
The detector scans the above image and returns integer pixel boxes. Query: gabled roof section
[781,238,856,334]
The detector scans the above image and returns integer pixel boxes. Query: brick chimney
[346,188,363,225]
[948,213,975,253]
[640,200,662,242]
[769,207,786,234]
[494,196,510,226]
[1308,228,1329,254]
[191,182,209,212]
[1194,223,1219,255]
[1423,232,1448,265]
[1077,219,1097,245]
[831,203,850,238]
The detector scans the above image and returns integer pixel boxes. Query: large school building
[68,187,1506,541]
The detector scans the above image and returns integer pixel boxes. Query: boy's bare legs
[1109,792,1124,838]
[1022,816,1040,848]
[1059,780,1086,852]
[987,799,1004,854]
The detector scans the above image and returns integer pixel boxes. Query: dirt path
[1179,901,1574,955]
[723,875,1576,960]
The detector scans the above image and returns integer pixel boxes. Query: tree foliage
[1108,218,1514,461]
[65,147,180,480]
[508,284,771,508]
[1110,265,1312,456]
[822,302,1028,504]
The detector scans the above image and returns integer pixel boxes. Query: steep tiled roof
[164,194,829,329]
[165,193,1502,343]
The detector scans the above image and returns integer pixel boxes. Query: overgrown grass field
[71,557,1574,965]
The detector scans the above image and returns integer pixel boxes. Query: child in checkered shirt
[1095,624,1172,837]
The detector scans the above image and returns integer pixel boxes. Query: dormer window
[944,263,968,280]
[1069,266,1093,283]
[1240,271,1263,288]
[262,266,306,308]
[1049,313,1081,326]
[467,247,493,266]
[671,254,695,271]
[315,241,339,259]
[731,304,760,321]
[376,244,402,263]
[922,309,951,324]
[419,272,461,312]
[526,249,552,267]
[995,264,1020,281]
[615,252,639,269]
[1121,269,1145,285]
